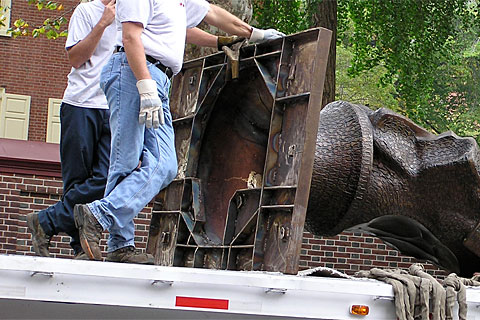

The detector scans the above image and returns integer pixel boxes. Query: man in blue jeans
[74,0,284,264]
[26,0,116,259]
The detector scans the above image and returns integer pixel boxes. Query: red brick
[333,264,351,270]
[309,239,325,245]
[386,256,402,262]
[321,245,336,251]
[334,241,352,246]
[23,179,43,185]
[347,259,363,265]
[2,177,22,183]
[303,232,314,239]
[44,181,63,188]
[348,236,364,242]
[360,254,376,260]
[5,195,20,202]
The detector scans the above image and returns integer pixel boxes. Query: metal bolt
[279,226,289,241]
[288,145,296,157]
[161,232,170,244]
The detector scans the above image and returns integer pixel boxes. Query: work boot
[26,212,51,257]
[73,251,89,260]
[74,204,103,261]
[106,246,154,264]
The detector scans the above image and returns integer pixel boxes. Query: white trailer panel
[1,255,480,319]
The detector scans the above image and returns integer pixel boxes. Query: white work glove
[136,79,165,129]
[249,27,285,43]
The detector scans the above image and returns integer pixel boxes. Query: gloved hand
[217,35,245,51]
[249,27,285,43]
[136,79,164,129]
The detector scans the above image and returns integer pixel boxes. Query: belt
[115,46,173,79]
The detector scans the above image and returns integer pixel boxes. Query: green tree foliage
[424,17,480,138]
[337,0,479,128]
[335,45,399,111]
[8,0,69,39]
[253,0,480,142]
[252,0,309,34]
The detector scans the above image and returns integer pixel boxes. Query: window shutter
[0,92,31,140]
[46,98,62,144]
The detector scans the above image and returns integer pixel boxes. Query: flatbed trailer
[2,255,480,319]
[0,255,407,319]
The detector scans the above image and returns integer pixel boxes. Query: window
[0,0,11,37]
[46,98,62,144]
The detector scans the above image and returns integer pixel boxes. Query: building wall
[300,231,447,277]
[0,167,448,278]
[0,0,77,141]
[0,171,152,258]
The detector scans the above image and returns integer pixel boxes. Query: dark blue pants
[38,103,110,254]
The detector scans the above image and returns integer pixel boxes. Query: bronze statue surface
[306,100,480,276]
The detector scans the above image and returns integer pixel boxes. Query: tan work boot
[106,246,154,264]
[74,204,103,261]
[26,212,51,257]
[73,251,89,260]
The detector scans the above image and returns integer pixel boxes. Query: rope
[355,263,480,320]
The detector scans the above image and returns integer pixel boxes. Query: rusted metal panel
[170,61,203,119]
[147,28,332,274]
[465,221,480,258]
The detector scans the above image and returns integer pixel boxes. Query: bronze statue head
[306,100,480,276]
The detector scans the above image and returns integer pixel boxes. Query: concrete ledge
[0,138,61,177]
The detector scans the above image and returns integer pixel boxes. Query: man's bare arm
[122,22,151,81]
[202,4,252,38]
[67,0,115,68]
[203,4,285,43]
[186,27,217,47]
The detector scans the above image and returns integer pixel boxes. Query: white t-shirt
[62,0,117,109]
[115,0,210,75]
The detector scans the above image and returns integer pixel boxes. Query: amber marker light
[350,305,369,316]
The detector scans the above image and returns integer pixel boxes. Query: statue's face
[306,101,480,276]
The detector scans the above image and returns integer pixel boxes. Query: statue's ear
[370,108,434,139]
[367,109,431,175]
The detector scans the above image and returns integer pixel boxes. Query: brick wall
[299,231,448,278]
[0,169,448,277]
[0,0,78,141]
[0,171,152,258]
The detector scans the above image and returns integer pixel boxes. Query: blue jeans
[88,52,177,252]
[39,103,110,255]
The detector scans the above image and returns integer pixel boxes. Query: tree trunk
[311,0,337,107]
[185,0,253,60]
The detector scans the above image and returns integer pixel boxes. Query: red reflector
[175,296,229,310]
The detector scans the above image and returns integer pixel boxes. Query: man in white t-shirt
[74,0,284,264]
[26,0,116,259]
